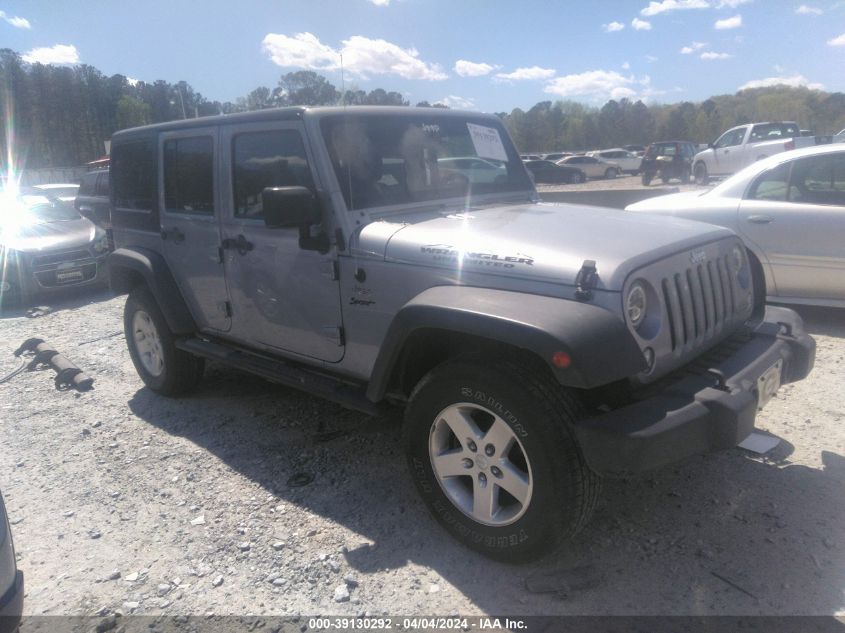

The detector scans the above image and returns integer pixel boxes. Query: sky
[1,0,844,113]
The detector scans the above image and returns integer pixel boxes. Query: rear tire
[604,168,618,179]
[694,162,709,185]
[404,356,600,562]
[680,167,691,184]
[641,172,653,186]
[124,285,204,396]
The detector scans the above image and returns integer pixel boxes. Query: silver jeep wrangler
[108,107,815,561]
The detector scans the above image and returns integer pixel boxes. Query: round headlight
[627,282,647,328]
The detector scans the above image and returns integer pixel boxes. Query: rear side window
[232,130,315,219]
[163,137,214,214]
[96,171,110,196]
[79,172,99,196]
[112,141,154,210]
[788,153,845,206]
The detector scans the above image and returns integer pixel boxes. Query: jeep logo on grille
[690,249,707,264]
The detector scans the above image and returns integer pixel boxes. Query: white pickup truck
[692,121,816,184]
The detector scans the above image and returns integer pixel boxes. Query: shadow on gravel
[128,362,845,615]
[782,305,845,338]
[0,285,114,320]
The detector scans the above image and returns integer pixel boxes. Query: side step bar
[176,337,389,417]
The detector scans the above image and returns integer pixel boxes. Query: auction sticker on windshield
[467,123,507,162]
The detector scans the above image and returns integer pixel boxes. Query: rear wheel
[604,168,618,179]
[680,166,691,184]
[404,357,600,562]
[641,172,653,186]
[694,162,709,185]
[124,286,204,396]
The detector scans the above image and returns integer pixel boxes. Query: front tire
[124,286,204,396]
[694,162,709,185]
[404,357,600,562]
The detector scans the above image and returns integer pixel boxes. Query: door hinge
[218,300,232,317]
[216,246,224,263]
[322,326,344,346]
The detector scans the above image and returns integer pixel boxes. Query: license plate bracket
[56,269,84,283]
[757,359,783,410]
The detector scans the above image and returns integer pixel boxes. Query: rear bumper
[0,571,23,633]
[573,306,815,477]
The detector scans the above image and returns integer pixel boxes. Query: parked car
[437,156,507,184]
[33,182,79,203]
[0,187,110,306]
[542,152,572,162]
[519,153,541,161]
[640,141,697,185]
[587,148,642,174]
[693,121,817,185]
[623,144,646,156]
[556,155,621,179]
[109,106,814,561]
[75,169,111,230]
[523,159,586,184]
[627,144,845,307]
[0,491,23,633]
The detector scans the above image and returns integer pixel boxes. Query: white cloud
[716,0,752,6]
[631,17,653,30]
[828,32,845,46]
[0,10,31,29]
[715,14,742,28]
[621,61,631,69]
[641,0,710,16]
[127,77,140,87]
[700,51,732,59]
[544,69,651,101]
[261,32,448,80]
[21,44,80,65]
[680,41,707,53]
[368,0,391,5]
[494,66,556,81]
[602,21,625,32]
[454,59,496,77]
[438,95,477,109]
[795,4,823,14]
[739,74,824,90]
[645,54,659,62]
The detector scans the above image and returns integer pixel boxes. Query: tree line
[2,47,844,169]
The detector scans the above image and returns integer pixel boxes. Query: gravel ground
[0,279,843,618]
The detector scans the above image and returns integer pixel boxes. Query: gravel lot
[0,186,843,619]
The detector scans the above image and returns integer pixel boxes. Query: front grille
[35,263,98,288]
[31,249,92,267]
[661,254,740,352]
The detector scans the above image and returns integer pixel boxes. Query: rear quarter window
[112,141,154,211]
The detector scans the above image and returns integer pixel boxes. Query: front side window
[112,140,154,210]
[232,130,315,219]
[748,163,790,201]
[321,114,530,211]
[714,128,745,149]
[163,136,214,214]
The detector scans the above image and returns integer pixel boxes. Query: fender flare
[366,286,646,402]
[108,247,196,334]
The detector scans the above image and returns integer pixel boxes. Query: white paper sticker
[467,123,508,162]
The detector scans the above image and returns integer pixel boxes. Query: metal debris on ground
[25,305,53,318]
[13,337,94,391]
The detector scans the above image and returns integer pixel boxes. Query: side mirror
[261,186,320,228]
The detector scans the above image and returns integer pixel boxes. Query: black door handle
[222,234,254,255]
[161,227,185,243]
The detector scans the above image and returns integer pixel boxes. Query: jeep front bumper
[573,306,815,477]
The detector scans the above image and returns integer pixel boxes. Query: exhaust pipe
[13,337,94,391]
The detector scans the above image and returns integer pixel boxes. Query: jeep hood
[355,202,735,291]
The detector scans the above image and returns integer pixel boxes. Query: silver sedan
[556,155,622,179]
[626,144,845,308]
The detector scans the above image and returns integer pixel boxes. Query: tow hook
[13,337,94,392]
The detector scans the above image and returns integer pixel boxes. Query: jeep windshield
[320,112,532,211]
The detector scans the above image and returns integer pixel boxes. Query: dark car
[75,169,111,230]
[0,188,110,306]
[640,141,697,185]
[523,159,586,184]
[0,491,23,633]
